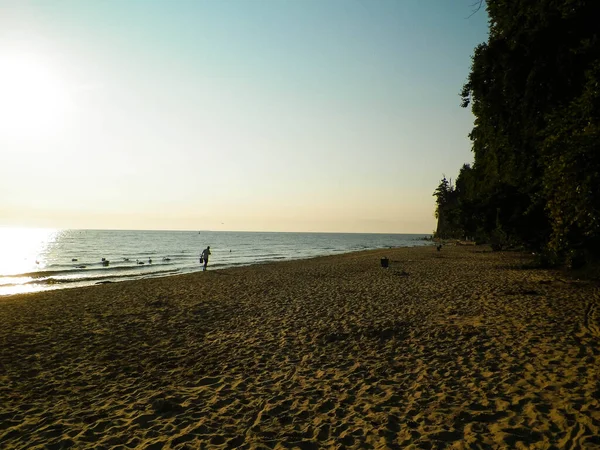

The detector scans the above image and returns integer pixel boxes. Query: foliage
[435,0,600,264]
[433,176,462,239]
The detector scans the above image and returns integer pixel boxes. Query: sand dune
[1,246,599,448]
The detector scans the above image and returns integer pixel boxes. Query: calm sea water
[0,229,432,296]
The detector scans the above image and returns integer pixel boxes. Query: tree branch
[467,0,485,19]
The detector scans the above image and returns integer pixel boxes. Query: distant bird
[148,258,152,264]
[124,258,130,261]
[163,257,171,261]
[72,258,78,262]
[102,259,110,266]
[136,259,144,265]
[437,245,442,252]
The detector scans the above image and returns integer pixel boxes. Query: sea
[0,228,432,296]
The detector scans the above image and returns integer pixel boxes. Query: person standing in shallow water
[201,246,211,271]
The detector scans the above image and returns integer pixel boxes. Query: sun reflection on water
[0,227,61,276]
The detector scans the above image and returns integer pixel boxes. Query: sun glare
[0,51,72,139]
[0,227,58,276]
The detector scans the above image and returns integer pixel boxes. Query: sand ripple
[1,246,600,448]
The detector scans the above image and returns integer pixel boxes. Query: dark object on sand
[437,245,442,251]
[380,257,389,268]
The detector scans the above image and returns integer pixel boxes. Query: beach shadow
[502,427,544,446]
[211,271,232,276]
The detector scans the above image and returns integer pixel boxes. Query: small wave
[9,267,183,287]
[246,253,285,258]
[207,262,251,269]
[13,262,180,279]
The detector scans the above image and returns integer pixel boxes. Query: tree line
[435,0,600,266]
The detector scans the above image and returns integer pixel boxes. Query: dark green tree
[454,0,600,261]
[433,176,462,239]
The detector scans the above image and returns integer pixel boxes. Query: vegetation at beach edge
[434,0,600,269]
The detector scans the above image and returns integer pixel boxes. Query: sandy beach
[1,245,599,449]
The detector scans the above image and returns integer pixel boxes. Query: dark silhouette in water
[201,246,211,271]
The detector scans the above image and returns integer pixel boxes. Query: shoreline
[1,245,599,448]
[0,232,433,297]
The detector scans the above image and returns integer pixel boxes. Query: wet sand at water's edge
[1,245,599,448]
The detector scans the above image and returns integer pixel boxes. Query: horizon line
[0,226,432,235]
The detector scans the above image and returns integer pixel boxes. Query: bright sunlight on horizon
[0,0,489,233]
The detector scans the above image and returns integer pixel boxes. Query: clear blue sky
[0,0,489,233]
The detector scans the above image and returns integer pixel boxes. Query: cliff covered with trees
[436,0,600,265]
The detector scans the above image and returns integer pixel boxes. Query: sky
[0,0,489,233]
